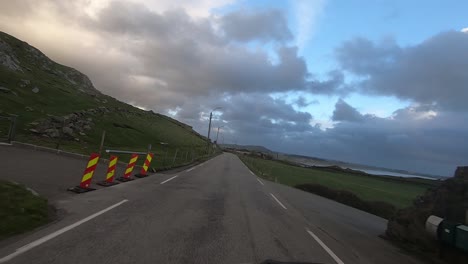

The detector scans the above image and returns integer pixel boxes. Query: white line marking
[270,193,287,210]
[249,171,254,176]
[256,178,264,185]
[0,199,128,263]
[160,175,179,184]
[186,167,195,172]
[306,229,345,264]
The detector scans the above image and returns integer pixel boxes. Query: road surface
[0,153,422,264]
[0,145,129,201]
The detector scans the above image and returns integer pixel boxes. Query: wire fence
[4,114,219,171]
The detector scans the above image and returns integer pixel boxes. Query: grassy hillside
[0,180,50,239]
[240,155,437,208]
[0,31,211,168]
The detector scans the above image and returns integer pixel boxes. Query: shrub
[295,183,397,219]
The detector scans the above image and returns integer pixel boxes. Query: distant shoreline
[283,156,445,180]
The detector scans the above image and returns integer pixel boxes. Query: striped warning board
[135,153,154,178]
[98,156,119,187]
[117,154,138,182]
[68,153,100,193]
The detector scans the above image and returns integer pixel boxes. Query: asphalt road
[0,145,129,201]
[0,153,422,264]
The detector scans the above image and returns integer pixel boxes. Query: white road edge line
[306,229,345,264]
[270,193,287,210]
[186,167,195,172]
[0,199,128,263]
[256,178,264,186]
[160,175,179,184]
[249,171,254,176]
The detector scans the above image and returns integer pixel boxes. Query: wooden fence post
[171,148,179,166]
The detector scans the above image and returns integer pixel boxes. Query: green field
[0,31,217,170]
[240,155,437,208]
[0,180,50,239]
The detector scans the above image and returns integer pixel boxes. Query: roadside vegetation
[0,180,50,239]
[239,154,438,214]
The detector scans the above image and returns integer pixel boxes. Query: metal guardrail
[105,149,148,155]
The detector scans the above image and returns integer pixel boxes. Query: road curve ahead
[0,153,421,264]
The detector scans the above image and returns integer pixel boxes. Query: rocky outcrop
[386,166,468,262]
[30,110,99,139]
[0,31,100,96]
[27,106,131,139]
[0,38,22,72]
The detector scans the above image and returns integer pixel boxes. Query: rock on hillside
[0,31,99,95]
[386,166,468,263]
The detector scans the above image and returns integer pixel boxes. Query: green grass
[0,180,50,239]
[239,155,435,208]
[0,31,215,169]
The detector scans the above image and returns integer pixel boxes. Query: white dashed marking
[270,193,287,210]
[306,229,345,264]
[160,175,179,184]
[0,200,128,263]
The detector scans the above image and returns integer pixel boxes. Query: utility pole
[207,112,213,142]
[207,107,222,150]
[215,125,224,144]
[98,130,106,155]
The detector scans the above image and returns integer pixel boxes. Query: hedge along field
[239,155,437,209]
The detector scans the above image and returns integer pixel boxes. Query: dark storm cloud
[79,1,341,100]
[221,93,312,125]
[336,31,468,110]
[171,93,316,149]
[295,96,319,108]
[90,1,221,44]
[176,93,313,135]
[308,70,346,94]
[220,9,293,42]
[274,103,468,176]
[332,99,364,122]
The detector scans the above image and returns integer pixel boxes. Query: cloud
[462,27,468,33]
[281,102,468,176]
[308,70,346,94]
[220,9,293,43]
[336,31,468,111]
[293,0,326,50]
[295,96,319,108]
[332,99,364,122]
[173,93,315,145]
[72,2,340,103]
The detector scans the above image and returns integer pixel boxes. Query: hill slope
[221,144,273,153]
[0,31,209,166]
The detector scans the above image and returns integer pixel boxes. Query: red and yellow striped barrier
[117,154,139,182]
[97,155,119,187]
[68,153,100,193]
[135,153,154,178]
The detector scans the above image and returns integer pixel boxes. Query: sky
[1,0,467,176]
